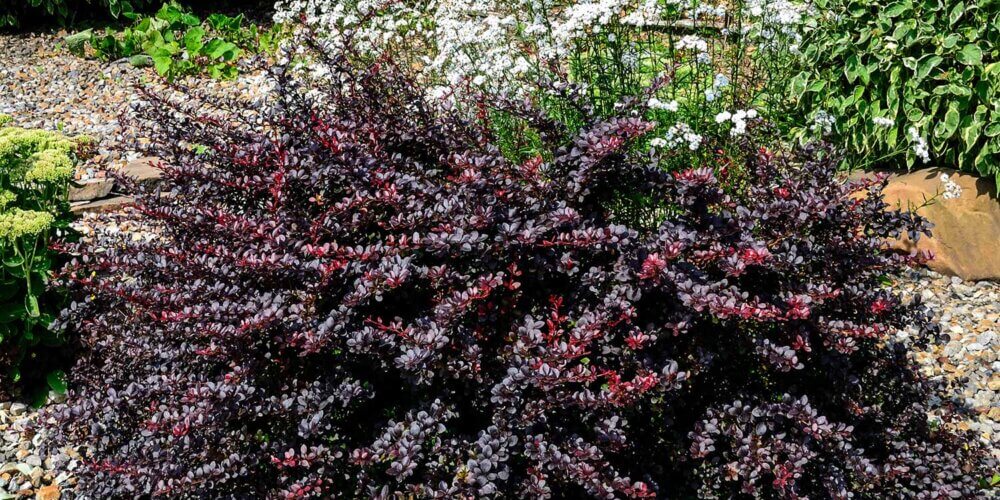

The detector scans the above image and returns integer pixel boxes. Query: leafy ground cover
[793,0,1000,185]
[66,1,282,80]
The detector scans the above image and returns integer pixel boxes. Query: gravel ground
[0,31,270,183]
[893,268,1000,457]
[0,32,137,181]
[0,29,997,498]
[0,398,78,499]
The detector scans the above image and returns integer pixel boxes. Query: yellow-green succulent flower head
[25,148,74,183]
[0,126,77,183]
[0,190,16,210]
[0,209,54,241]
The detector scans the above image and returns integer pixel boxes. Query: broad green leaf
[845,55,860,83]
[960,115,981,151]
[883,2,910,17]
[957,44,983,65]
[64,29,93,56]
[128,54,153,67]
[789,72,808,99]
[916,55,943,80]
[974,143,995,176]
[25,294,39,318]
[893,20,915,40]
[942,33,962,49]
[183,27,205,53]
[46,370,68,395]
[887,127,899,148]
[151,54,173,75]
[949,2,965,25]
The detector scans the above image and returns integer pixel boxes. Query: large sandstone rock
[881,168,1000,281]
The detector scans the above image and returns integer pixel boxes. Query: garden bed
[0,0,997,496]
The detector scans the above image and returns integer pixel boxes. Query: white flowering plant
[275,0,807,167]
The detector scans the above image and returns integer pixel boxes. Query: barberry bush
[46,40,993,497]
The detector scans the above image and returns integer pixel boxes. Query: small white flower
[810,110,835,136]
[661,122,702,151]
[939,173,962,199]
[872,117,894,128]
[908,127,931,163]
[677,35,708,52]
[715,111,732,123]
[648,97,679,112]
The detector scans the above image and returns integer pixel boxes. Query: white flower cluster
[872,116,894,128]
[273,0,424,54]
[939,173,962,200]
[676,34,711,64]
[426,0,537,88]
[621,0,664,26]
[810,110,835,136]
[651,122,702,151]
[715,109,758,136]
[648,97,680,112]
[704,72,729,102]
[676,34,708,52]
[745,0,806,53]
[908,126,931,163]
[692,4,726,19]
[274,0,807,105]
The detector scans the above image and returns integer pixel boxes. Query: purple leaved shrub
[45,43,993,498]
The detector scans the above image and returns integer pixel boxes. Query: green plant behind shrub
[66,2,276,81]
[0,116,78,401]
[792,0,1000,184]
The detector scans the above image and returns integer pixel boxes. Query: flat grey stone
[70,195,134,215]
[69,177,115,201]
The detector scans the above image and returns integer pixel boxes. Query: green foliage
[67,2,274,81]
[793,0,1000,184]
[0,0,154,29]
[0,118,77,398]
